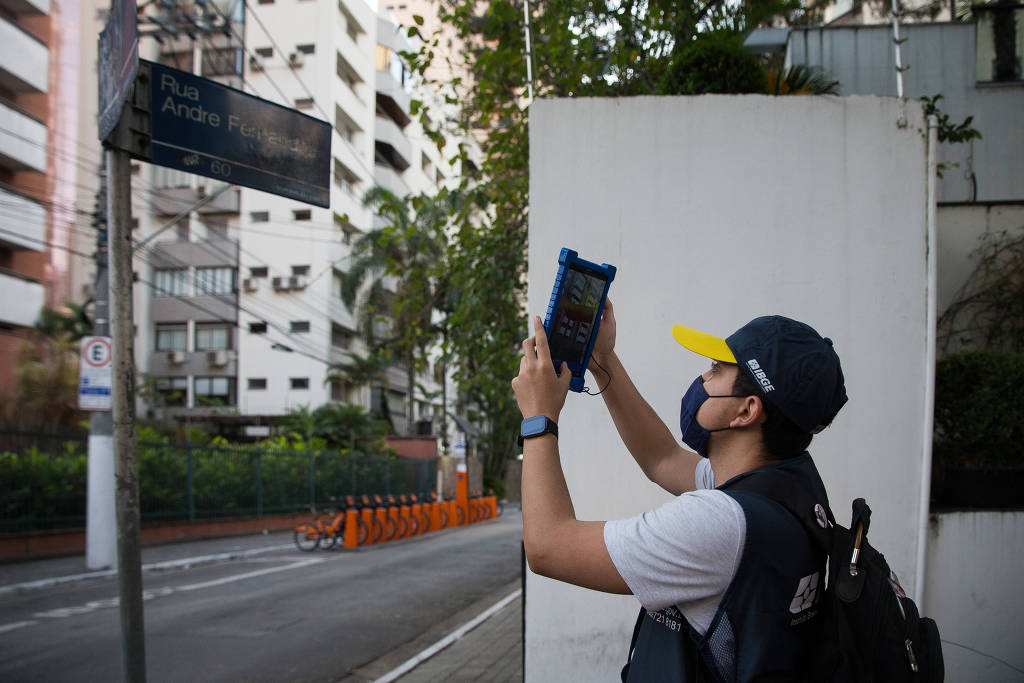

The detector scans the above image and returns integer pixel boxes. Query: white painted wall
[925,511,1024,681]
[527,95,931,681]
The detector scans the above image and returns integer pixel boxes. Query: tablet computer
[543,248,616,393]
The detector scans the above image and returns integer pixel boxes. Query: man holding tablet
[511,301,847,682]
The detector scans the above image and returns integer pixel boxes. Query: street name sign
[146,60,331,208]
[79,336,113,411]
[97,0,138,142]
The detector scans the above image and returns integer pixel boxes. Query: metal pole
[186,440,195,521]
[86,161,117,570]
[523,0,534,104]
[107,146,147,683]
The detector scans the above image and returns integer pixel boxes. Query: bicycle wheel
[357,517,369,545]
[456,506,465,525]
[420,511,431,533]
[397,515,408,538]
[439,506,449,529]
[408,514,419,536]
[384,516,397,541]
[371,516,383,543]
[316,515,338,550]
[293,523,321,552]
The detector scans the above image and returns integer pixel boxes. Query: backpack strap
[721,468,835,553]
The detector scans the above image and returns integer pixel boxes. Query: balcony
[0,100,46,172]
[374,116,412,171]
[375,74,411,128]
[374,163,409,198]
[0,185,44,252]
[0,268,44,328]
[0,18,48,94]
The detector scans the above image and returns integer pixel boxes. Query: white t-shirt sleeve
[603,461,745,635]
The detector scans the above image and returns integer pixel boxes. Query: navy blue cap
[673,315,848,434]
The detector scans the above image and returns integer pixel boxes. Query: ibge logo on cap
[746,359,776,393]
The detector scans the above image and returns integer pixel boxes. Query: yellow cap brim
[671,324,737,363]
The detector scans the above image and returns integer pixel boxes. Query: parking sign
[79,336,113,411]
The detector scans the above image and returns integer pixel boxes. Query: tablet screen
[549,263,609,373]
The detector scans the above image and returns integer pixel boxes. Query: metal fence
[0,431,436,533]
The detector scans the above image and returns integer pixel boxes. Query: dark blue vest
[621,454,829,683]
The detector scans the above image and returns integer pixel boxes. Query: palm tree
[339,186,458,433]
[325,349,396,433]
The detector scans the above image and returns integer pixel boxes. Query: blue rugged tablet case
[543,248,616,392]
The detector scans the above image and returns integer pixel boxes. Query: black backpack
[728,471,945,682]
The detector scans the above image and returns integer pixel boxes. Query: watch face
[522,415,548,436]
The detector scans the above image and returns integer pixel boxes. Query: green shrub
[934,350,1024,468]
[662,32,766,95]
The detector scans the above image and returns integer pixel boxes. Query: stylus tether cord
[582,357,611,396]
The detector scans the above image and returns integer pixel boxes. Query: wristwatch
[518,415,558,447]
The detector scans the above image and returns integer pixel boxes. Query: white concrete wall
[527,95,931,681]
[924,511,1024,681]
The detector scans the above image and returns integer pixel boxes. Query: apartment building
[133,0,471,441]
[0,0,51,398]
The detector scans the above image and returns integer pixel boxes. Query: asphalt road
[0,508,523,683]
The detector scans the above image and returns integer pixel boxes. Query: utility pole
[107,143,147,683]
[86,163,117,570]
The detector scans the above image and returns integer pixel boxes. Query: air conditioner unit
[288,275,308,290]
[167,350,186,364]
[207,350,230,367]
[272,276,288,291]
[248,55,263,72]
[288,52,303,67]
[242,277,258,292]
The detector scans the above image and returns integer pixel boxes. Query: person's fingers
[604,298,615,323]
[532,316,551,362]
[558,362,572,392]
[521,335,536,359]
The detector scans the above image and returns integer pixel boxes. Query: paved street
[0,508,522,683]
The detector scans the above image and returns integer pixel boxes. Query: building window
[156,324,188,351]
[201,48,243,77]
[174,217,190,242]
[296,44,315,55]
[249,321,268,334]
[154,377,188,406]
[331,323,354,348]
[195,377,236,406]
[255,47,273,58]
[290,377,310,390]
[293,209,312,221]
[160,51,194,72]
[204,219,229,240]
[249,266,269,278]
[976,5,1024,82]
[295,97,314,110]
[290,321,311,333]
[250,211,269,223]
[333,159,360,195]
[292,265,310,276]
[195,267,236,296]
[248,378,268,390]
[154,269,189,297]
[336,52,362,92]
[195,323,232,350]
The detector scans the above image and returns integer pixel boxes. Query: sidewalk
[351,582,522,683]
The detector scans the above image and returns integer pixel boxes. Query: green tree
[326,349,396,432]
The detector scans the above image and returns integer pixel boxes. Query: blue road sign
[97,0,138,141]
[147,60,331,208]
